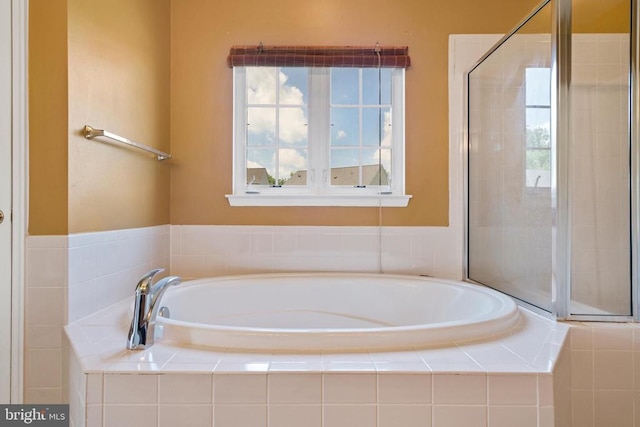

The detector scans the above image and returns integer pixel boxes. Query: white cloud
[278,149,307,178]
[336,130,347,139]
[246,67,307,145]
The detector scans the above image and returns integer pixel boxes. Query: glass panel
[331,107,359,146]
[247,67,277,104]
[246,148,275,185]
[331,68,359,104]
[467,2,553,311]
[278,148,307,186]
[279,106,307,146]
[279,67,308,105]
[569,0,631,315]
[362,148,389,185]
[363,68,391,105]
[247,107,276,146]
[331,148,360,186]
[363,107,391,147]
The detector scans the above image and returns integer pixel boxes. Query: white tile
[68,245,97,285]
[86,404,103,427]
[419,346,483,373]
[159,374,213,404]
[593,350,633,390]
[268,404,321,427]
[592,324,633,351]
[86,374,103,404]
[24,387,62,404]
[213,404,267,427]
[26,325,63,350]
[27,247,67,287]
[214,374,267,404]
[378,373,431,404]
[594,390,633,427]
[432,405,487,427]
[103,374,158,404]
[538,374,554,407]
[488,374,537,405]
[323,405,376,427]
[432,374,486,404]
[323,373,376,404]
[378,405,431,427]
[489,406,537,427]
[26,349,62,388]
[158,404,213,427]
[104,404,157,427]
[268,373,321,404]
[26,288,66,325]
[572,390,594,427]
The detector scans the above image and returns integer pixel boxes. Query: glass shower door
[466,1,554,311]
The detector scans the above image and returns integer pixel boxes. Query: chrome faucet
[127,268,181,350]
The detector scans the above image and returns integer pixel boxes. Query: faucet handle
[135,268,165,293]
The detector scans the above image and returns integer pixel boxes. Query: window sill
[225,194,412,207]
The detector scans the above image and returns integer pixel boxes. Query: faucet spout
[127,269,181,350]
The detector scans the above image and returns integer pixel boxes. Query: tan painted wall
[29,0,631,233]
[29,0,69,235]
[170,0,543,227]
[29,0,171,235]
[67,0,171,233]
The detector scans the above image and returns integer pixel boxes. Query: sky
[245,67,392,185]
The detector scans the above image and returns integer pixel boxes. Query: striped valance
[227,45,410,68]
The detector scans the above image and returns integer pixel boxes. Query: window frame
[227,66,411,207]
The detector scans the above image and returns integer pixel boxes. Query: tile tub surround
[170,225,463,281]
[65,301,569,427]
[25,226,170,404]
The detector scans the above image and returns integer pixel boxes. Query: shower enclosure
[465,0,638,320]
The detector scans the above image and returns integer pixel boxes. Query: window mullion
[309,68,330,192]
[234,67,248,194]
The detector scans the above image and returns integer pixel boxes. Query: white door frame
[10,0,28,403]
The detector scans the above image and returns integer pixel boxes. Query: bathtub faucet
[127,268,181,350]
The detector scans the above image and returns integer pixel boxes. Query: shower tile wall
[570,33,630,315]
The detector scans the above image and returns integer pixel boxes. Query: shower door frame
[463,0,640,322]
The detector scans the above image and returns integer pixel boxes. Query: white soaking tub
[156,272,520,352]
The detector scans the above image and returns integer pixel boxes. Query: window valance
[227,45,410,68]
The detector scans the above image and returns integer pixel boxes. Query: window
[525,67,551,188]
[226,45,411,207]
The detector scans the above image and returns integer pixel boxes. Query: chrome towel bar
[83,125,172,161]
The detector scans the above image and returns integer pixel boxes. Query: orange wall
[29,0,68,235]
[67,0,171,233]
[170,0,543,226]
[29,0,630,233]
[29,0,171,235]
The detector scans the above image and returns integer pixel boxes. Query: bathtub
[156,272,520,352]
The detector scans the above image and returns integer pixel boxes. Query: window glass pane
[247,67,277,104]
[526,108,551,148]
[246,148,275,185]
[363,68,391,105]
[525,68,551,106]
[361,149,390,185]
[362,107,391,147]
[279,106,308,146]
[279,148,307,185]
[331,148,360,186]
[331,107,359,146]
[279,68,308,105]
[331,68,359,104]
[247,107,276,146]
